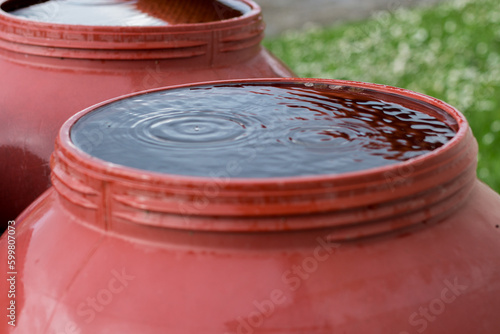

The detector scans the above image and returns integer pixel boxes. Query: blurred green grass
[264,0,500,192]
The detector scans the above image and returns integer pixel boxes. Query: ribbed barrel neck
[0,0,263,62]
[50,79,478,241]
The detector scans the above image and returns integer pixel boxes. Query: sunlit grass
[264,0,500,192]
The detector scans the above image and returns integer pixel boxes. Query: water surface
[71,82,456,178]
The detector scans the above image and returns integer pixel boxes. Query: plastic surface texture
[0,0,294,227]
[1,78,499,334]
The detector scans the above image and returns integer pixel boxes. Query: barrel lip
[52,78,478,235]
[0,0,263,60]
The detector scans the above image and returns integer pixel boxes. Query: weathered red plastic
[1,79,499,333]
[0,0,294,227]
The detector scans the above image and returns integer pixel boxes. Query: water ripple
[71,82,456,178]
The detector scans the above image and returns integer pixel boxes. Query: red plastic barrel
[0,0,294,227]
[1,78,499,333]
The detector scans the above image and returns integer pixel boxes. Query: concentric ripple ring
[132,112,252,147]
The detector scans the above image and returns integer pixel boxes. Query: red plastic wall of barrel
[1,78,499,333]
[0,0,294,228]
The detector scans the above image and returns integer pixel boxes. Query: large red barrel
[0,0,294,227]
[1,78,499,333]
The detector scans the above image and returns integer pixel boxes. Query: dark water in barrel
[71,82,456,178]
[6,0,247,26]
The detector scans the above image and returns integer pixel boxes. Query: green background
[265,0,500,192]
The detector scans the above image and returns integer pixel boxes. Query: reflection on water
[71,82,456,178]
[6,0,247,26]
